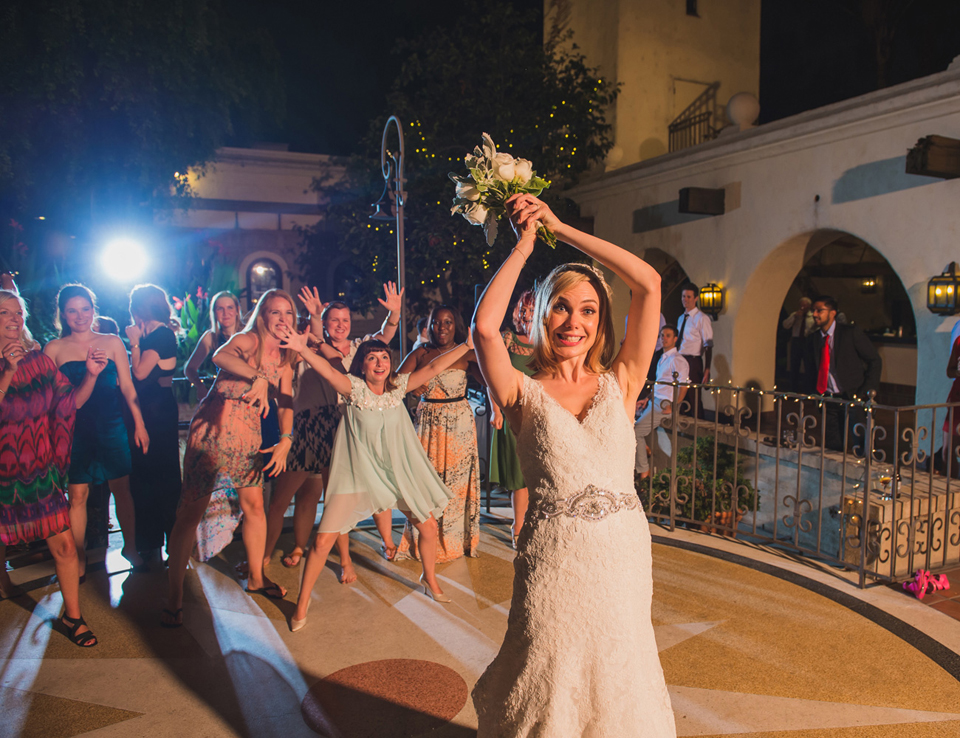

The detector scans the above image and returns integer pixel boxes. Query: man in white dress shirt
[677,283,713,418]
[635,325,689,477]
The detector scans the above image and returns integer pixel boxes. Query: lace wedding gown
[473,373,676,737]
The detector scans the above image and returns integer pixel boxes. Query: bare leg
[409,514,443,596]
[292,476,324,565]
[511,487,529,543]
[107,475,143,567]
[47,530,94,643]
[263,470,308,570]
[165,495,211,618]
[66,483,89,576]
[237,486,282,595]
[336,533,355,583]
[373,510,397,559]
[292,530,342,622]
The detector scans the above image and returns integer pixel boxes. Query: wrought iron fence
[637,378,960,588]
[668,81,720,152]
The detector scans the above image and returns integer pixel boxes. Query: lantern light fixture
[927,262,960,315]
[699,282,724,320]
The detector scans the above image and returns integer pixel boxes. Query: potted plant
[638,437,758,535]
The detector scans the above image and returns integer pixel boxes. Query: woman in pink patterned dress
[162,289,296,627]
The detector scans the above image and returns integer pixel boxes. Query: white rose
[514,158,533,185]
[456,182,480,201]
[463,202,489,226]
[492,153,516,182]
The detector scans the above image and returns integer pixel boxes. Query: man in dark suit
[807,295,882,452]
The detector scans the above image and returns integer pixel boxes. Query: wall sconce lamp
[927,262,960,315]
[699,282,724,320]
[860,276,878,294]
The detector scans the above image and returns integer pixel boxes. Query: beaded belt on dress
[420,395,466,404]
[534,485,639,521]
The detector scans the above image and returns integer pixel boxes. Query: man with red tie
[808,295,882,452]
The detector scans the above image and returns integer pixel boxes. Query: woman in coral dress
[162,289,296,627]
[471,195,676,737]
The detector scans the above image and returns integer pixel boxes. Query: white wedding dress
[473,373,676,737]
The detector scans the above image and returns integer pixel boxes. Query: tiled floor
[900,566,960,620]
[3,516,960,737]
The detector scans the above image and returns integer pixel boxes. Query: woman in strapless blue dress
[43,284,150,574]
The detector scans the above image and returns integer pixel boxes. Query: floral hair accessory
[449,133,556,248]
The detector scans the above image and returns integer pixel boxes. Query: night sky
[253,1,960,156]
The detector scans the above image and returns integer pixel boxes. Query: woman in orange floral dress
[391,305,483,563]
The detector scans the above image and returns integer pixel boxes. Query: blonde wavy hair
[242,289,299,369]
[529,264,615,375]
[0,290,40,352]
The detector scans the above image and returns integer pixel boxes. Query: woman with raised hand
[0,289,106,646]
[488,290,536,548]
[43,284,150,575]
[391,305,482,564]
[162,289,296,627]
[471,195,675,736]
[279,327,472,632]
[184,291,242,400]
[126,284,183,562]
[262,282,401,581]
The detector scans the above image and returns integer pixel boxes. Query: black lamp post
[370,115,408,355]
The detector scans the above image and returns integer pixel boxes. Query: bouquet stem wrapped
[450,133,556,248]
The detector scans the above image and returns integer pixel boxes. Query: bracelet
[386,319,400,327]
[252,372,267,383]
[280,433,293,440]
[511,248,528,264]
[130,344,140,350]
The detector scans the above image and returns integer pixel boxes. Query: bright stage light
[101,238,149,282]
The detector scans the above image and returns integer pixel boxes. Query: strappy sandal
[281,551,302,568]
[61,614,98,647]
[160,608,184,628]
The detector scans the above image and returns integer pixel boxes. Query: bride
[471,194,676,736]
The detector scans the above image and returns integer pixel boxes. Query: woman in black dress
[126,284,182,561]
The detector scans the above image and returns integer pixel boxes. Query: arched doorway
[735,230,917,405]
[776,233,917,403]
[644,247,690,325]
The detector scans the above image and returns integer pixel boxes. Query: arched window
[247,258,282,309]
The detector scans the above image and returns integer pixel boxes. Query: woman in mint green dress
[278,329,474,632]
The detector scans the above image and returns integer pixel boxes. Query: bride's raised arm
[510,194,660,403]
[472,200,538,412]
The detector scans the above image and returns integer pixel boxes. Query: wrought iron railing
[638,378,960,587]
[668,81,720,152]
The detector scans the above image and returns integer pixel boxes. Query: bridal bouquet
[449,133,556,248]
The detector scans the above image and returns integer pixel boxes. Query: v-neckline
[529,374,604,426]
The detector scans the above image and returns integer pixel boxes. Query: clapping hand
[378,281,404,313]
[298,286,327,318]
